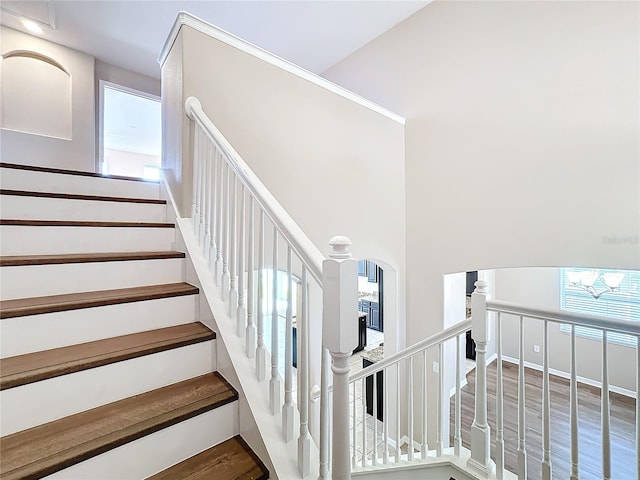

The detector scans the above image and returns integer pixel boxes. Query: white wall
[1,26,95,171]
[161,24,407,361]
[324,0,639,444]
[495,267,637,394]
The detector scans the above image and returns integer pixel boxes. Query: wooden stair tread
[147,435,269,480]
[0,219,174,228]
[0,322,215,390]
[0,251,185,266]
[0,162,160,183]
[0,373,237,480]
[0,188,166,204]
[0,282,199,319]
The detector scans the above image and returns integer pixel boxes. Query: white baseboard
[501,354,636,398]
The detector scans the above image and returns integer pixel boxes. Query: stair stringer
[173,217,318,480]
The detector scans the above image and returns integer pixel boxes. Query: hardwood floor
[451,360,637,479]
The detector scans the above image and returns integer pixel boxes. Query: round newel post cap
[474,279,489,294]
[329,236,352,259]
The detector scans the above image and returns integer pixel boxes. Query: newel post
[323,236,358,480]
[467,280,494,476]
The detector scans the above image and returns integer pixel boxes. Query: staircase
[0,162,269,479]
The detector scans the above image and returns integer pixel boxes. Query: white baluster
[421,350,428,460]
[361,377,367,468]
[436,343,443,457]
[282,246,294,440]
[214,150,223,285]
[454,334,462,457]
[408,355,414,461]
[323,236,358,480]
[298,265,311,476]
[198,129,206,247]
[269,228,281,415]
[496,314,505,480]
[467,280,493,476]
[352,381,357,469]
[518,316,527,480]
[245,196,256,357]
[221,161,230,297]
[202,138,211,261]
[373,372,379,465]
[255,210,267,381]
[570,325,579,480]
[542,320,552,480]
[229,173,238,318]
[237,184,246,337]
[207,142,217,269]
[602,330,611,480]
[319,347,330,478]
[396,362,401,464]
[191,127,200,232]
[383,368,389,464]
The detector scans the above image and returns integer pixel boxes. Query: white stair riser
[43,402,238,480]
[0,195,167,222]
[1,258,185,300]
[1,340,216,436]
[0,168,160,199]
[0,295,198,357]
[0,225,175,255]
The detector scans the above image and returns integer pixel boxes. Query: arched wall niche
[1,49,72,139]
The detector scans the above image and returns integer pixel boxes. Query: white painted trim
[502,354,636,398]
[158,11,406,125]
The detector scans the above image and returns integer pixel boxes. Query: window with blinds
[560,268,640,347]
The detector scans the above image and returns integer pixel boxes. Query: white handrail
[185,97,324,284]
[349,318,472,383]
[487,299,640,336]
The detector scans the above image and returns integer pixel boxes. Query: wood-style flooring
[451,360,637,479]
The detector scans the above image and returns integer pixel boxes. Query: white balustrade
[484,299,640,480]
[185,97,640,480]
[186,96,339,479]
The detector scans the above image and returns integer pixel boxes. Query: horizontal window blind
[560,268,640,346]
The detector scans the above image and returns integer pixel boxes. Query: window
[560,268,640,346]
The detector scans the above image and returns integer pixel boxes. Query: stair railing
[483,291,640,480]
[340,279,640,480]
[184,96,358,479]
[345,315,472,471]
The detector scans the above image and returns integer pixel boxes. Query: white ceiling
[1,0,428,79]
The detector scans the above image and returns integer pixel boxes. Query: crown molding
[158,11,405,125]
